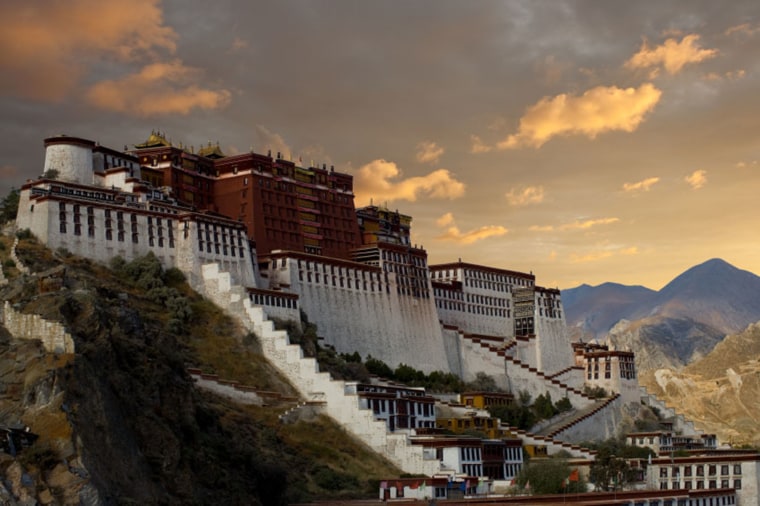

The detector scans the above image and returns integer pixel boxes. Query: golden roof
[135,129,172,149]
[198,140,225,159]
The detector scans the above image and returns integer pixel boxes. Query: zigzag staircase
[504,427,597,460]
[460,332,625,444]
[198,263,441,475]
[460,332,595,407]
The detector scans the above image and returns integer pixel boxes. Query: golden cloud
[0,0,177,101]
[685,169,707,190]
[725,23,760,38]
[506,185,545,206]
[570,246,638,264]
[562,218,619,230]
[736,160,758,169]
[86,61,231,116]
[436,212,456,227]
[416,141,444,164]
[255,125,292,159]
[0,165,19,178]
[703,69,746,82]
[353,160,465,207]
[530,217,619,233]
[625,34,718,76]
[497,84,662,149]
[231,37,249,51]
[469,135,493,154]
[623,177,660,192]
[434,213,507,245]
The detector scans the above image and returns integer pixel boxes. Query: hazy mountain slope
[565,259,760,374]
[562,283,655,340]
[607,316,725,371]
[642,259,760,335]
[639,322,760,446]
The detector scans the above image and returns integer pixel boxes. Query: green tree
[488,390,537,430]
[588,444,633,491]
[555,396,572,413]
[516,459,586,494]
[465,372,499,392]
[533,392,558,420]
[364,356,394,378]
[0,188,19,224]
[394,363,424,384]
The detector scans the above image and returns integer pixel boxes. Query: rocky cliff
[0,234,399,505]
[639,322,760,446]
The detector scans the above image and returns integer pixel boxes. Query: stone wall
[534,315,575,376]
[1,301,74,354]
[269,256,451,373]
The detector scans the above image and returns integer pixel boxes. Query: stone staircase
[504,426,597,460]
[10,237,30,276]
[461,332,595,408]
[539,394,621,439]
[639,387,702,436]
[1,301,75,354]
[198,263,442,475]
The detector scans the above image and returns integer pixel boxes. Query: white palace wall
[534,316,575,376]
[267,256,451,373]
[16,184,256,288]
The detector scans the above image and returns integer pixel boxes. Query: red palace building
[131,130,362,260]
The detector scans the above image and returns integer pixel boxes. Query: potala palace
[11,133,760,504]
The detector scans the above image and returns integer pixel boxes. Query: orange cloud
[625,35,718,76]
[725,23,760,38]
[231,37,249,51]
[530,217,619,233]
[436,212,456,227]
[570,246,638,263]
[353,160,465,207]
[497,84,662,149]
[735,160,758,169]
[416,141,444,164]
[255,125,292,159]
[469,135,493,154]
[623,177,660,192]
[435,213,507,245]
[0,165,19,178]
[0,0,177,101]
[703,69,746,82]
[685,169,707,189]
[86,61,231,116]
[506,186,545,206]
[562,218,619,230]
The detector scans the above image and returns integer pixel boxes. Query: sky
[1,1,759,290]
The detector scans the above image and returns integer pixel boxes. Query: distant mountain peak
[564,258,760,342]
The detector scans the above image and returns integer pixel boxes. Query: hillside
[564,259,760,372]
[639,322,760,446]
[0,232,399,504]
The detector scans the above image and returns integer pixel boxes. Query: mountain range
[563,258,760,371]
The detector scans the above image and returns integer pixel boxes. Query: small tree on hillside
[589,444,634,491]
[0,188,19,224]
[516,458,586,495]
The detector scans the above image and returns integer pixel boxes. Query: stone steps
[198,262,440,475]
